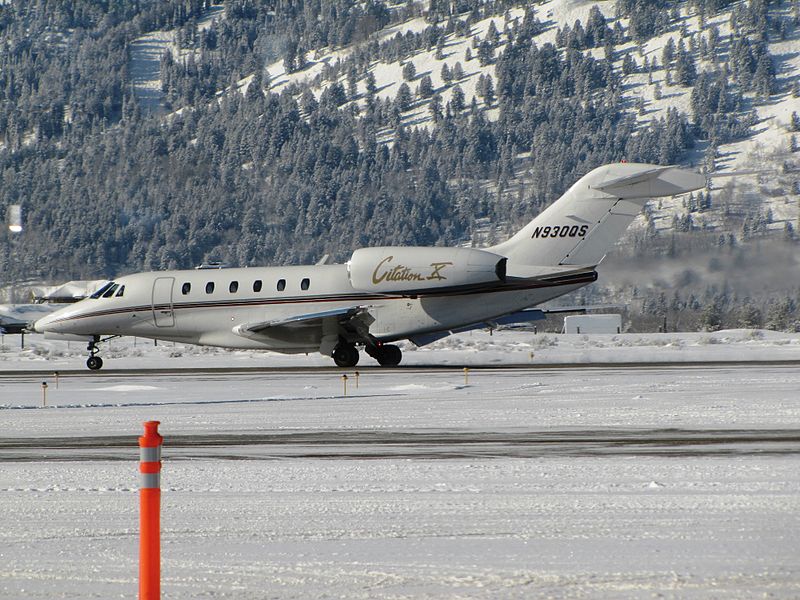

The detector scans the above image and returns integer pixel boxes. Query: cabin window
[205,282,215,294]
[181,282,191,295]
[229,281,239,293]
[301,278,310,291]
[253,280,262,293]
[115,285,125,297]
[277,279,286,292]
[102,284,119,298]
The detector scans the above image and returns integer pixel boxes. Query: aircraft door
[152,277,175,327]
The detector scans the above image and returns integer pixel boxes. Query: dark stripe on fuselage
[47,293,390,325]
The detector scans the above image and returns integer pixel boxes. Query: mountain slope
[0,0,798,330]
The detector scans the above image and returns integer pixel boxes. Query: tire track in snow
[2,428,799,461]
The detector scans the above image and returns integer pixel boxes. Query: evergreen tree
[402,60,416,81]
[738,303,763,328]
[674,40,697,86]
[477,40,494,65]
[441,63,452,84]
[418,75,434,99]
[347,67,359,100]
[395,82,412,111]
[429,92,443,122]
[365,71,377,96]
[622,53,637,75]
[450,84,465,112]
[482,74,495,105]
[701,300,723,331]
[662,37,676,67]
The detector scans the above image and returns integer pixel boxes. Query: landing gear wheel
[375,344,402,367]
[86,337,104,370]
[86,356,104,370]
[332,343,359,368]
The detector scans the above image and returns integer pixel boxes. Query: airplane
[32,162,706,370]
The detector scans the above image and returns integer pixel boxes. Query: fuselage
[34,263,591,352]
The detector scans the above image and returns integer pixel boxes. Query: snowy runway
[1,334,800,597]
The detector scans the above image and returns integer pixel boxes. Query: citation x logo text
[372,256,452,284]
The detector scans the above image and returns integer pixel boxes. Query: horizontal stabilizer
[539,303,625,314]
[591,165,706,199]
[409,309,549,346]
[505,264,595,280]
[408,304,622,347]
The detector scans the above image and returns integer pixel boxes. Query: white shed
[563,314,622,334]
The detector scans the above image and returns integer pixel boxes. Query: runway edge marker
[138,421,162,600]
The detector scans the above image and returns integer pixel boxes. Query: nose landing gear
[85,335,120,370]
[86,338,103,370]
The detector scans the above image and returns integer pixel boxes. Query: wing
[232,305,375,342]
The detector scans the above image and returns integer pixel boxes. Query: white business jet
[33,162,705,369]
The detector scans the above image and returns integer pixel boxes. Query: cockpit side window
[90,282,115,299]
[102,283,119,298]
[115,285,125,297]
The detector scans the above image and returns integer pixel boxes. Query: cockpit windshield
[102,284,119,298]
[90,282,116,299]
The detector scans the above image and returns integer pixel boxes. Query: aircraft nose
[33,313,57,333]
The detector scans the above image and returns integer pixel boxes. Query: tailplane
[488,163,705,267]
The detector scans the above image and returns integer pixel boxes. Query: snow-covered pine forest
[0,0,798,331]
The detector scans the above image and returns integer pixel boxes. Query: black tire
[332,343,359,368]
[87,356,104,370]
[376,344,402,367]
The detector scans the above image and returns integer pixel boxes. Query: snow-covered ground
[129,6,224,114]
[1,328,798,372]
[1,330,799,598]
[129,30,174,114]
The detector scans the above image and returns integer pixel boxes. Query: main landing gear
[332,342,360,368]
[85,335,119,370]
[331,342,403,368]
[365,343,402,367]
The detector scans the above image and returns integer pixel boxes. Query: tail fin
[488,163,705,267]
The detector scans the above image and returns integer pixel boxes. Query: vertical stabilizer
[488,163,705,267]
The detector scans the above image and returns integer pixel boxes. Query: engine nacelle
[348,246,506,294]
